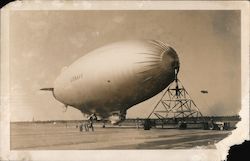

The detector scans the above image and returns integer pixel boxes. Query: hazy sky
[9,10,241,121]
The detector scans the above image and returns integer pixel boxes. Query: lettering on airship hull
[52,40,180,124]
[70,73,83,82]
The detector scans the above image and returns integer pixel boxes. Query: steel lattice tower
[148,70,203,123]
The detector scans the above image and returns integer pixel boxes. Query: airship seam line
[137,66,162,75]
[143,64,161,69]
[142,76,153,82]
[149,40,168,50]
[136,52,161,56]
[135,60,161,64]
[149,40,167,51]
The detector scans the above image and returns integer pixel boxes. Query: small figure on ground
[79,123,84,132]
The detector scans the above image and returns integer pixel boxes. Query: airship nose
[161,46,180,73]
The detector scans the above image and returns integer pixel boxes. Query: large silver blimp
[44,40,180,124]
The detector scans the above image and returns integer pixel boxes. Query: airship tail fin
[40,88,56,99]
[40,88,54,91]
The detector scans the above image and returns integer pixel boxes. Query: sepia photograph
[1,1,249,161]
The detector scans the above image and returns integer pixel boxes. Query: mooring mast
[148,69,203,124]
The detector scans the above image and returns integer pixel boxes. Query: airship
[201,90,208,94]
[41,40,180,124]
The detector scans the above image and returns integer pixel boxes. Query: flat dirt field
[10,122,231,150]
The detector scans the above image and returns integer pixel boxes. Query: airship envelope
[49,40,180,124]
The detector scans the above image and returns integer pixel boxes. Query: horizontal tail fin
[40,88,54,91]
[40,88,57,99]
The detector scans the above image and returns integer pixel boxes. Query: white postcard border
[1,1,249,161]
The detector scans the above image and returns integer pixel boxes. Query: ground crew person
[79,123,83,132]
[89,117,94,132]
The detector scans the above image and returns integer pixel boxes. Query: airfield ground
[10,122,231,150]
